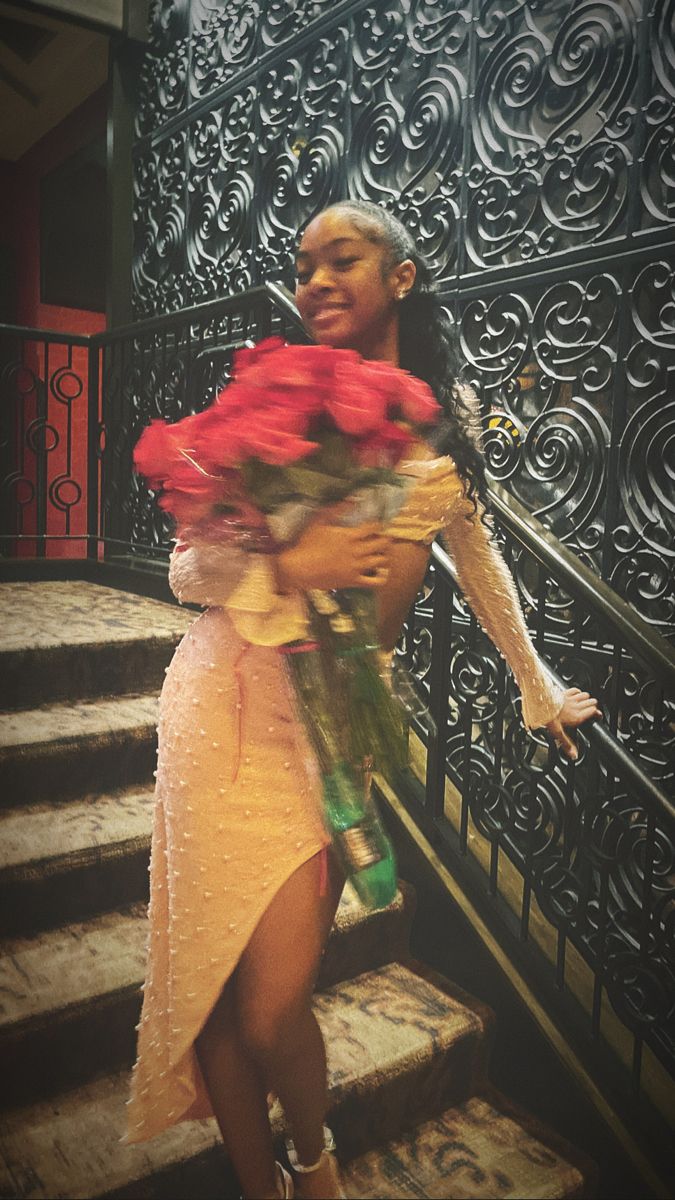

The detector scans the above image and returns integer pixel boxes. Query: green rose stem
[281,638,398,910]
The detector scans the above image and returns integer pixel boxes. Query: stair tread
[0,887,404,1034]
[316,961,483,1102]
[0,962,485,1198]
[0,694,159,751]
[0,788,154,874]
[343,1095,585,1199]
[0,581,191,654]
[0,907,149,1031]
[0,1068,221,1200]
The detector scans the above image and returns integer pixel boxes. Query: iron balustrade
[96,284,313,563]
[0,324,94,558]
[396,512,674,1140]
[0,287,301,561]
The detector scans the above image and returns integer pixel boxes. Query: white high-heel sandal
[286,1127,346,1200]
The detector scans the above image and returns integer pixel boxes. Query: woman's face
[294,209,414,361]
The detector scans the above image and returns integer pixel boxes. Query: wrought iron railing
[0,324,95,558]
[395,505,675,1157]
[92,284,304,563]
[1,285,673,1164]
[0,286,299,562]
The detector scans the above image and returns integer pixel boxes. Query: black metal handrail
[89,285,281,344]
[0,323,92,346]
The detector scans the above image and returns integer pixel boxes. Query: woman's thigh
[235,849,343,1044]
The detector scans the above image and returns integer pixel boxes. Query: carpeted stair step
[0,788,155,937]
[0,694,159,806]
[341,1095,593,1199]
[0,581,192,710]
[0,888,417,1109]
[0,961,493,1199]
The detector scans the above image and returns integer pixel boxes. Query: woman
[126,200,600,1200]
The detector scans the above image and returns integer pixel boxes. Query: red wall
[1,88,107,558]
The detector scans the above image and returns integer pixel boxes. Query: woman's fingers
[564,698,602,726]
[545,686,604,761]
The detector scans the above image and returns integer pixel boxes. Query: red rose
[353,359,402,400]
[190,404,248,470]
[231,337,286,378]
[239,404,319,464]
[133,413,207,486]
[324,362,391,435]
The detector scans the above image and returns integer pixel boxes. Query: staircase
[0,580,596,1200]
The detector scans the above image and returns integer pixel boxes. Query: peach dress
[126,450,563,1143]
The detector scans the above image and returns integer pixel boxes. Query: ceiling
[0,1,109,161]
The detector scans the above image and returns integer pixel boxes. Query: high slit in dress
[126,446,564,1143]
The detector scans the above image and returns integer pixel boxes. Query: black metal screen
[132,0,675,636]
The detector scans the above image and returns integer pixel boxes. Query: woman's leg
[195,848,342,1199]
[195,977,280,1199]
[235,849,344,1197]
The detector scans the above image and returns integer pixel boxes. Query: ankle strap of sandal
[288,1147,328,1175]
[286,1125,336,1173]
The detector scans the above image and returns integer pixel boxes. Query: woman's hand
[545,687,602,761]
[275,506,391,593]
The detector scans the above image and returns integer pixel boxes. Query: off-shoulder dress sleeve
[388,457,564,730]
[169,537,309,645]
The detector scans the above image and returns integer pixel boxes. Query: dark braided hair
[321,199,489,515]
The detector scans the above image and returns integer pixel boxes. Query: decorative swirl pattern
[467,0,637,264]
[348,99,404,204]
[260,0,336,50]
[641,0,675,226]
[352,4,408,100]
[408,0,471,65]
[402,70,465,193]
[461,294,533,395]
[400,533,675,1095]
[190,0,258,98]
[617,391,675,558]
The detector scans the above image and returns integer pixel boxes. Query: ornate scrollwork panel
[348,0,469,283]
[185,90,257,305]
[190,0,259,99]
[133,133,188,317]
[407,551,675,1076]
[640,0,675,230]
[255,28,349,283]
[461,273,617,562]
[259,0,337,49]
[136,0,190,136]
[466,0,637,267]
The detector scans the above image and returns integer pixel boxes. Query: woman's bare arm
[376,539,431,651]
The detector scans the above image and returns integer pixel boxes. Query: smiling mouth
[310,305,349,322]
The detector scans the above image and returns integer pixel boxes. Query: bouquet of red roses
[134,337,441,908]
